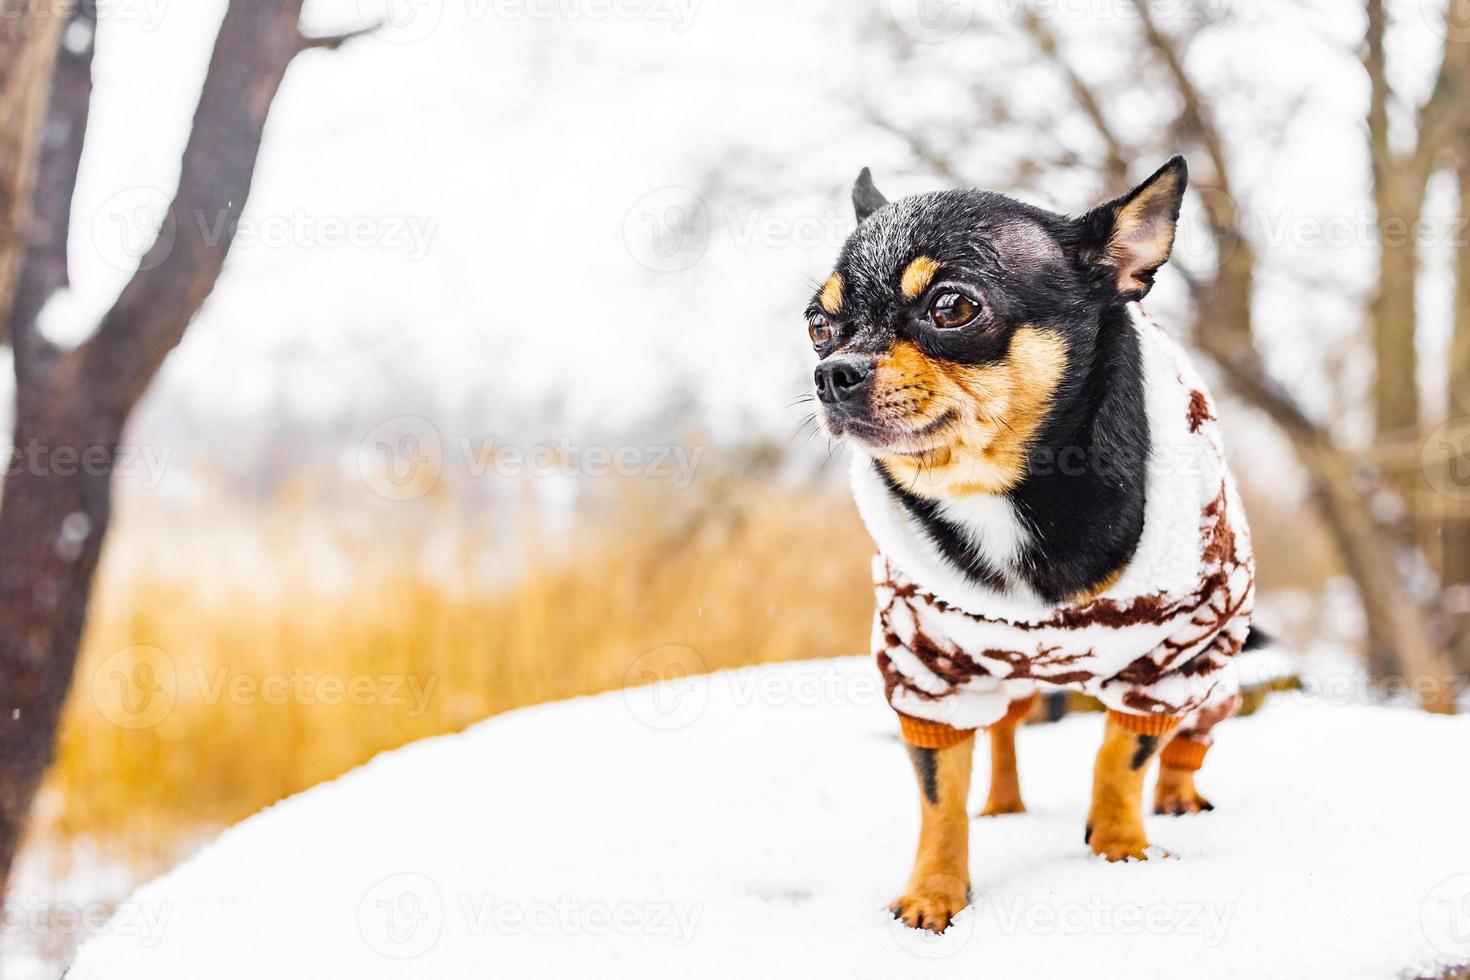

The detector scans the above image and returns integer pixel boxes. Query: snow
[67,657,1470,979]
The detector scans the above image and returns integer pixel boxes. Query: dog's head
[806,158,1187,498]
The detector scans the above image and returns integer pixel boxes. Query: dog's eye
[807,312,834,347]
[929,291,980,329]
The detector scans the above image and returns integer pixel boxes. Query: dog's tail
[1234,626,1300,714]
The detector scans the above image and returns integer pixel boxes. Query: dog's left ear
[853,167,889,223]
[1076,156,1188,300]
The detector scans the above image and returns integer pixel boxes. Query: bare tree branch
[0,0,67,348]
[1408,19,1470,194]
[298,21,381,52]
[1363,0,1393,195]
[1135,3,1232,198]
[862,105,973,186]
[77,0,327,415]
[1017,9,1130,196]
[9,0,95,387]
[1195,326,1459,712]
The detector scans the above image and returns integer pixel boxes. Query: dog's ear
[853,167,889,223]
[1075,156,1188,300]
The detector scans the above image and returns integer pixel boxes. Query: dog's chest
[932,494,1030,584]
[853,310,1239,623]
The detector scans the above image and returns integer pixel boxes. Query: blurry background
[1,0,1468,974]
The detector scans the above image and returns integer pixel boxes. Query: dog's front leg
[890,731,974,933]
[1085,711,1178,861]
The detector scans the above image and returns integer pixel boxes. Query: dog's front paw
[1154,766,1214,815]
[1085,823,1165,862]
[889,874,970,933]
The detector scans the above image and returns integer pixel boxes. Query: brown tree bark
[0,0,370,902]
[1364,0,1470,523]
[1364,0,1422,461]
[1447,157,1470,673]
[0,0,66,345]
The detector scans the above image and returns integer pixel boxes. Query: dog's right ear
[1075,156,1188,301]
[853,167,889,223]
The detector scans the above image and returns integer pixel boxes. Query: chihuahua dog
[806,158,1256,933]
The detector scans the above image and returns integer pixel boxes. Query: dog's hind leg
[1154,694,1240,816]
[889,719,974,934]
[1154,743,1211,815]
[1086,710,1178,861]
[978,692,1038,817]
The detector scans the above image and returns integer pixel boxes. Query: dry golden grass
[35,474,873,874]
[28,459,1332,882]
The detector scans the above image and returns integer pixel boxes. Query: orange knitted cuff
[898,713,976,749]
[1160,737,1209,772]
[1106,709,1182,737]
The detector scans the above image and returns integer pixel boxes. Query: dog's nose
[815,354,875,405]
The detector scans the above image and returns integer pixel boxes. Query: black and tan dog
[806,158,1258,933]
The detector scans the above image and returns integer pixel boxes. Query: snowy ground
[67,657,1470,979]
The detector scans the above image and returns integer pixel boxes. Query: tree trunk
[0,0,364,901]
[0,372,122,895]
[1371,176,1426,502]
[1446,159,1470,673]
[0,0,66,344]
